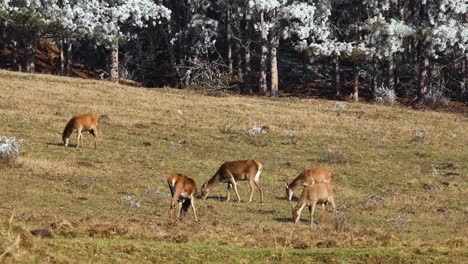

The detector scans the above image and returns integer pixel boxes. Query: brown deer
[201,160,263,203]
[291,183,337,228]
[62,113,100,149]
[285,167,334,201]
[167,173,198,222]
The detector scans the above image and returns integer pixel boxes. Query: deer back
[303,167,334,184]
[221,160,262,180]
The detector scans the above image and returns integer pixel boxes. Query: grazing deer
[167,173,198,222]
[201,160,263,203]
[291,183,336,228]
[62,113,100,149]
[285,167,334,201]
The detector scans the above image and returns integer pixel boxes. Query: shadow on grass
[273,217,293,223]
[274,196,299,202]
[196,195,227,202]
[47,142,82,148]
[47,142,64,147]
[273,217,317,224]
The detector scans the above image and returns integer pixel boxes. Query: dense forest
[0,0,466,104]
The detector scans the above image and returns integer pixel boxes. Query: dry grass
[0,70,467,262]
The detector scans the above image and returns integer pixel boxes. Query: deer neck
[288,173,304,190]
[207,172,222,187]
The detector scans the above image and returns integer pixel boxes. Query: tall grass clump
[0,215,33,261]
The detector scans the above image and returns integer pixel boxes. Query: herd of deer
[62,113,337,228]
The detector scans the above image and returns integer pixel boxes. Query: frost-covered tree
[76,0,171,82]
[406,0,467,100]
[0,0,58,72]
[247,0,333,96]
[248,0,287,96]
[362,0,415,96]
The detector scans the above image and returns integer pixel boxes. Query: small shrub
[218,124,234,134]
[333,209,349,231]
[170,140,186,149]
[176,109,189,129]
[246,124,269,135]
[121,195,141,209]
[411,129,428,142]
[0,136,23,162]
[374,84,397,104]
[321,149,345,164]
[334,102,347,116]
[365,195,383,210]
[285,130,298,145]
[146,187,167,199]
[421,86,450,107]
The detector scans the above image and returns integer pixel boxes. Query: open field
[0,70,467,263]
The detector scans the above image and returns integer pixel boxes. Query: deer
[62,113,100,149]
[167,173,198,222]
[291,183,337,228]
[201,160,263,203]
[285,167,334,201]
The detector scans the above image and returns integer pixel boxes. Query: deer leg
[190,196,198,222]
[80,131,84,147]
[169,198,177,220]
[329,196,337,212]
[310,202,317,229]
[226,183,232,202]
[76,128,82,149]
[229,176,241,202]
[248,180,255,203]
[255,179,263,203]
[170,189,182,221]
[167,181,175,198]
[321,203,328,224]
[94,127,99,148]
[89,129,97,148]
[294,203,306,223]
[177,200,183,220]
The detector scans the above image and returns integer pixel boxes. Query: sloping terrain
[0,70,467,263]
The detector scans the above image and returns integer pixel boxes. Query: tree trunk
[269,8,279,97]
[25,42,35,73]
[161,23,182,88]
[110,36,119,82]
[462,54,467,102]
[235,17,243,81]
[59,37,65,75]
[387,55,395,91]
[370,61,378,96]
[243,41,252,94]
[11,40,19,71]
[258,11,268,96]
[334,55,341,96]
[270,44,278,97]
[242,10,252,95]
[418,33,431,98]
[66,41,73,76]
[235,46,243,81]
[226,6,233,74]
[1,21,6,51]
[352,66,359,102]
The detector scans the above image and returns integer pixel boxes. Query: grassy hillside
[0,70,467,263]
